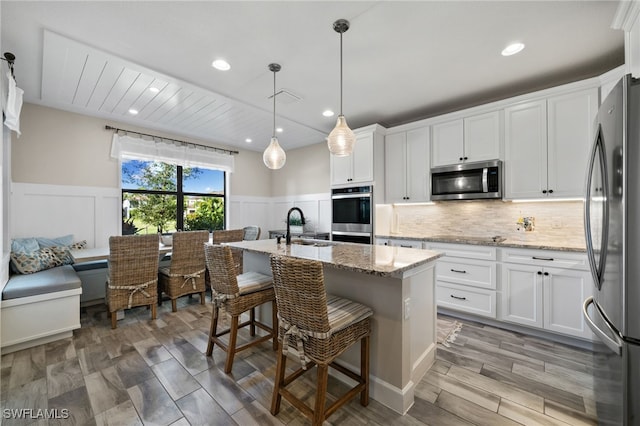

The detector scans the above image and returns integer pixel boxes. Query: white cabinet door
[406,127,430,202]
[351,132,374,183]
[500,263,543,328]
[431,119,463,167]
[330,131,375,185]
[547,88,598,198]
[464,110,501,163]
[543,267,594,339]
[330,154,352,185]
[504,100,548,199]
[384,132,407,203]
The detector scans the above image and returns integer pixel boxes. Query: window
[121,159,225,235]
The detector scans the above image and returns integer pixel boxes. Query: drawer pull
[450,295,467,301]
[400,245,414,248]
[532,256,554,261]
[450,268,467,274]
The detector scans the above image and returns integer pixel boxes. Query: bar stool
[106,234,160,329]
[158,230,209,312]
[268,255,372,426]
[204,244,278,374]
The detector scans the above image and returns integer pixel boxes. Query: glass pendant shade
[327,115,356,156]
[263,136,286,169]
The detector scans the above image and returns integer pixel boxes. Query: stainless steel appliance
[582,74,640,425]
[430,159,502,201]
[331,185,372,244]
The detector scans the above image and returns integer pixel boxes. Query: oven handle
[331,193,371,200]
[331,231,372,237]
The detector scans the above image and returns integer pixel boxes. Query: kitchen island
[225,238,442,414]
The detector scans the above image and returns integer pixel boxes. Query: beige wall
[12,103,275,196]
[270,142,330,197]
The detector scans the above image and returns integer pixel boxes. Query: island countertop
[224,238,441,278]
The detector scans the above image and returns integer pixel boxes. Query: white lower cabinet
[500,248,594,340]
[428,243,498,319]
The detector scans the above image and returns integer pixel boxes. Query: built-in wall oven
[331,185,372,244]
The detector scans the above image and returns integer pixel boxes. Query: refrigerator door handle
[583,296,622,355]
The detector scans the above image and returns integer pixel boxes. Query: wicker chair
[158,230,209,312]
[212,229,245,244]
[242,226,261,241]
[106,234,160,329]
[205,244,278,373]
[269,255,372,426]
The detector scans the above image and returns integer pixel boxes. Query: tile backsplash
[376,200,585,249]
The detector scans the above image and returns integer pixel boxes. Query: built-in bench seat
[1,265,82,353]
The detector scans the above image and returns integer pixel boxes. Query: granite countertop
[225,239,442,278]
[376,234,586,253]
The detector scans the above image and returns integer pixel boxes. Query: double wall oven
[331,185,372,244]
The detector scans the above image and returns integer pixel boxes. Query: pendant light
[327,19,356,157]
[263,63,286,169]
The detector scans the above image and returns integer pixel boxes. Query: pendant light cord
[272,69,276,138]
[339,31,343,116]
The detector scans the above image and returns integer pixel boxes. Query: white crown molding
[612,0,640,31]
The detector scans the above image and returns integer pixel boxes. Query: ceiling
[1,1,625,153]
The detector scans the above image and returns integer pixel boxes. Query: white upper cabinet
[504,100,548,199]
[431,111,501,167]
[330,132,373,186]
[505,87,598,199]
[431,120,463,166]
[547,89,599,198]
[385,127,430,203]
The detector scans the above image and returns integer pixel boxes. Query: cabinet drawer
[500,248,588,270]
[436,283,496,318]
[427,243,497,261]
[436,259,496,289]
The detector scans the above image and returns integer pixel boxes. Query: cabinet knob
[463,156,468,160]
[544,272,549,276]
[548,189,554,194]
[459,157,463,161]
[537,271,543,275]
[542,190,547,194]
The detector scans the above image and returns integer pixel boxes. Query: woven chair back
[269,255,330,334]
[108,234,160,287]
[204,244,240,296]
[212,229,244,244]
[242,226,261,240]
[169,231,209,275]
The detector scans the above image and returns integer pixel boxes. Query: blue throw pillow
[36,234,74,248]
[11,237,39,253]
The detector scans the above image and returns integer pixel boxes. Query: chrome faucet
[286,207,306,245]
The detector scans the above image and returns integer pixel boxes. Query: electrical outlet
[404,298,411,320]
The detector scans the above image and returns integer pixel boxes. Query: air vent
[269,88,303,105]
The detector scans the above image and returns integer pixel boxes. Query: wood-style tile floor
[0,296,597,425]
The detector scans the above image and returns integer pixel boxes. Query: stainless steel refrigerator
[583,74,640,425]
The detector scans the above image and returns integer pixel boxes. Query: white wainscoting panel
[10,183,121,248]
[229,196,272,239]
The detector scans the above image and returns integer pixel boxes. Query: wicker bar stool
[268,255,373,426]
[106,234,160,329]
[242,225,261,241]
[204,244,278,373]
[158,230,209,312]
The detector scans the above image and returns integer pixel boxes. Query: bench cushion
[2,265,81,300]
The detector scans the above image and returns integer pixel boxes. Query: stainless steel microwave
[430,160,502,201]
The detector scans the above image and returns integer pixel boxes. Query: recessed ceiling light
[245,138,252,143]
[128,108,139,115]
[276,127,283,133]
[212,59,231,71]
[502,42,525,56]
[323,110,335,117]
[149,87,160,93]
